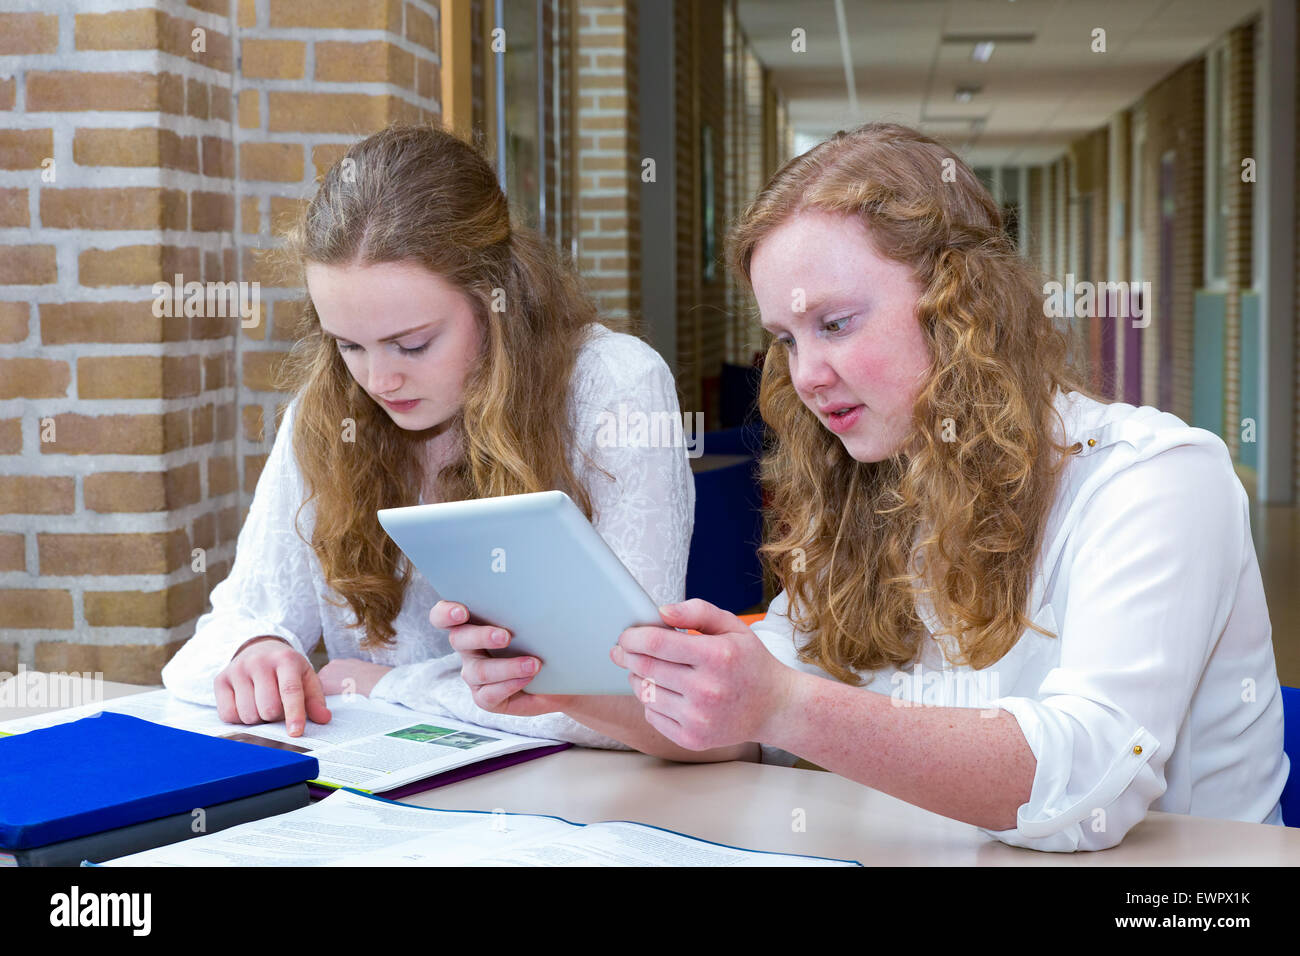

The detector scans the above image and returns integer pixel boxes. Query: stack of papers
[97,789,860,867]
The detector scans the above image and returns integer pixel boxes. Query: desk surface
[5,674,1298,865]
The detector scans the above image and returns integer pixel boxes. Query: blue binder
[0,711,319,850]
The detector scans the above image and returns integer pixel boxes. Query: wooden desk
[5,673,1298,865]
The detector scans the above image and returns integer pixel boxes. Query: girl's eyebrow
[801,290,857,315]
[320,322,434,343]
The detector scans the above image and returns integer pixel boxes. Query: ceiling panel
[737,0,1263,165]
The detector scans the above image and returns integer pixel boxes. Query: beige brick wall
[0,4,241,681]
[234,0,438,503]
[0,1,439,682]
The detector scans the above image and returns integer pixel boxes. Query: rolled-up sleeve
[979,441,1244,851]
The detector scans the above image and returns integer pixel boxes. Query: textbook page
[0,690,560,793]
[100,789,858,866]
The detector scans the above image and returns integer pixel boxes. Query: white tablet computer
[377,490,663,695]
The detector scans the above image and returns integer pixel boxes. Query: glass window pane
[503,1,541,230]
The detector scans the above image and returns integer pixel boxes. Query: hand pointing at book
[215,637,332,737]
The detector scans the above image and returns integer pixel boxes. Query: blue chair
[686,449,764,613]
[719,361,763,429]
[1280,684,1299,827]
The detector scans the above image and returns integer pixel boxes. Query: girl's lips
[382,398,419,411]
[823,404,863,434]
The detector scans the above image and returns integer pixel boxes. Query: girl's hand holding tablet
[612,600,798,752]
[432,600,577,718]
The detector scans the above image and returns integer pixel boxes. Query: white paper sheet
[98,789,858,866]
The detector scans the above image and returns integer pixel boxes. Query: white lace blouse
[161,324,694,748]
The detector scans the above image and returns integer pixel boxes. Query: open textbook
[95,788,861,866]
[0,690,564,795]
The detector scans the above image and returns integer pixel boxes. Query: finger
[612,644,692,694]
[276,660,308,736]
[638,696,689,748]
[229,673,261,725]
[301,665,332,728]
[447,623,510,653]
[475,674,537,711]
[463,654,538,688]
[658,599,747,636]
[626,668,687,713]
[430,600,469,629]
[618,624,702,666]
[251,667,286,724]
[215,674,237,724]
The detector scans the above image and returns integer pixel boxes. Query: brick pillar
[1138,57,1204,421]
[722,0,777,373]
[1073,127,1109,393]
[737,40,762,366]
[1223,20,1256,461]
[1295,7,1300,504]
[672,0,723,422]
[573,0,640,330]
[1110,112,1130,403]
[722,1,739,369]
[1026,166,1045,272]
[0,4,237,681]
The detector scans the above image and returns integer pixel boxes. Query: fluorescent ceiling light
[972,41,995,62]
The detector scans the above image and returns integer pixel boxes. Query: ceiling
[736,0,1264,166]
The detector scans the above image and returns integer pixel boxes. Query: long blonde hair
[727,122,1105,682]
[277,123,614,648]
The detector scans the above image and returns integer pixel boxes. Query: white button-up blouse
[752,388,1289,851]
[160,324,694,749]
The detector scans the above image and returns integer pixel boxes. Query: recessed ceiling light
[972,41,995,62]
[955,84,981,103]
